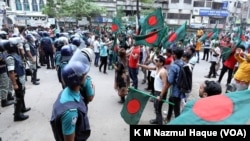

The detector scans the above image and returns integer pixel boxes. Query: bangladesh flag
[210,30,219,40]
[234,27,247,48]
[111,17,122,33]
[168,90,250,125]
[120,87,150,125]
[221,47,232,61]
[162,21,187,48]
[140,7,164,35]
[133,26,168,47]
[198,33,208,42]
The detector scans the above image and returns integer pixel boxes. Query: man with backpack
[165,47,190,123]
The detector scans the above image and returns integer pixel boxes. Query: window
[184,0,192,4]
[32,0,38,11]
[23,0,30,11]
[171,0,179,3]
[212,2,222,10]
[15,0,22,10]
[193,1,205,7]
[205,2,212,8]
[39,0,44,11]
[167,13,179,19]
[179,14,190,20]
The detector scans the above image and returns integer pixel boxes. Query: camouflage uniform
[0,51,14,107]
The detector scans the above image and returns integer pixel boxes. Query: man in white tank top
[138,55,168,125]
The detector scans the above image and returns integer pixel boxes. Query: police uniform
[24,41,40,85]
[50,87,90,141]
[5,52,30,121]
[80,75,95,107]
[0,51,14,107]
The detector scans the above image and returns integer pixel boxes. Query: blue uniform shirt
[60,87,81,135]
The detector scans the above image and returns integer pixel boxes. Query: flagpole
[128,87,175,105]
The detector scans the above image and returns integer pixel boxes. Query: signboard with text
[199,9,228,17]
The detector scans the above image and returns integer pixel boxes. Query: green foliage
[43,0,106,19]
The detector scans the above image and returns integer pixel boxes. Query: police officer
[0,41,15,107]
[40,31,55,69]
[50,61,91,141]
[57,44,74,89]
[68,48,95,108]
[24,34,40,85]
[4,39,30,121]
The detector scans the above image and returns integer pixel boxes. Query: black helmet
[43,31,49,37]
[1,40,18,53]
[38,31,43,37]
[61,45,74,57]
[26,34,34,42]
[0,31,8,39]
[61,61,87,87]
[72,37,82,47]
[54,39,65,50]
[0,40,6,52]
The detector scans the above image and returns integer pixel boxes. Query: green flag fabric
[111,18,122,33]
[140,7,164,35]
[234,27,246,47]
[210,30,219,40]
[198,33,208,42]
[162,21,187,48]
[120,87,150,125]
[168,90,250,125]
[133,26,168,47]
[221,47,232,61]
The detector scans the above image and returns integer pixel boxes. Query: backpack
[175,62,192,94]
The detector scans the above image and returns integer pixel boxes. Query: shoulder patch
[71,116,77,125]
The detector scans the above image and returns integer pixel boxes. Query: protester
[226,47,250,92]
[165,47,185,123]
[127,45,141,89]
[113,48,129,104]
[138,55,168,125]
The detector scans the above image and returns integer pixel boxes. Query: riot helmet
[61,61,88,87]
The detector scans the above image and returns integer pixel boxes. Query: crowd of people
[1,23,250,140]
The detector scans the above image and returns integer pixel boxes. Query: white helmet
[80,47,94,62]
[68,48,91,73]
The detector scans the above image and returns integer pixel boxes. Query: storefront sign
[199,9,228,17]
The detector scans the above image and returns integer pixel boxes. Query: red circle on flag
[168,33,177,42]
[111,24,118,32]
[127,99,141,114]
[193,95,233,122]
[145,33,158,44]
[148,16,157,26]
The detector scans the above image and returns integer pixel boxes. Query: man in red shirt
[217,46,244,85]
[128,45,141,89]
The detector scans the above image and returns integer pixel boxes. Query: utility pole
[136,0,140,34]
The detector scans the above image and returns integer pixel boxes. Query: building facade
[1,0,250,30]
[0,0,47,27]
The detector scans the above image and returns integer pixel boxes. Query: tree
[43,0,106,25]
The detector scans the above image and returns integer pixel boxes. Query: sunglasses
[155,59,159,62]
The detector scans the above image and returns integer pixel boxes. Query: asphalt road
[0,52,228,141]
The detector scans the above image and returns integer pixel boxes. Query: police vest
[0,52,7,74]
[26,42,37,56]
[50,92,91,141]
[8,54,25,77]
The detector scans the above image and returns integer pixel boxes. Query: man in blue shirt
[165,47,185,123]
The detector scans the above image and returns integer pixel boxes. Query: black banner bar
[130,125,250,140]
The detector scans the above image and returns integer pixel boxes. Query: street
[0,52,228,141]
